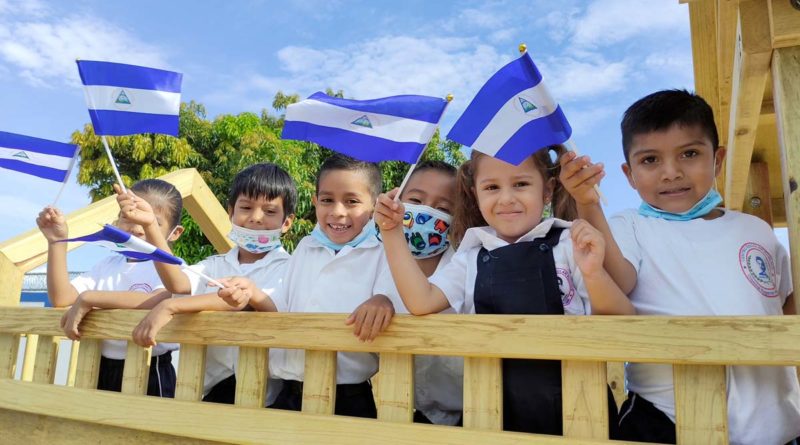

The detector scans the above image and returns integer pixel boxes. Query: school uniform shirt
[609,209,800,445]
[269,233,399,385]
[176,246,289,403]
[429,218,590,317]
[71,255,177,360]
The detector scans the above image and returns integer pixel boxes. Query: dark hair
[400,160,457,200]
[315,153,382,199]
[227,163,297,216]
[130,179,183,229]
[450,146,577,247]
[621,89,719,163]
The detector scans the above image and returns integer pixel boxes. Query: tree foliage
[72,92,465,263]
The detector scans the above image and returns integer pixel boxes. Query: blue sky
[0,0,786,270]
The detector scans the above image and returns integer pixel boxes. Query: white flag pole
[51,147,79,207]
[179,265,227,290]
[394,93,454,201]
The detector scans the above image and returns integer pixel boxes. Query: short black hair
[315,153,382,199]
[227,163,297,216]
[131,179,183,229]
[410,160,457,179]
[621,89,719,163]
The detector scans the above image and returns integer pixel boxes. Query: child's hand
[132,301,174,347]
[114,183,157,228]
[374,188,405,233]
[559,152,605,206]
[345,294,395,342]
[36,206,68,242]
[571,219,606,278]
[60,296,93,340]
[216,276,256,308]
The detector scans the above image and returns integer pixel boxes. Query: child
[374,147,633,435]
[128,163,295,406]
[37,179,184,397]
[559,89,800,444]
[225,153,399,419]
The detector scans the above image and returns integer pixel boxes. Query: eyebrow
[630,140,709,157]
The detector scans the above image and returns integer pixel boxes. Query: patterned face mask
[227,224,283,254]
[402,203,452,259]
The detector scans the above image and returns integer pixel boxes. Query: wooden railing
[1,307,798,444]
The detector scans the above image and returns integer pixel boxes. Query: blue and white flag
[59,224,183,265]
[447,53,572,165]
[76,60,183,136]
[0,131,78,182]
[282,92,448,163]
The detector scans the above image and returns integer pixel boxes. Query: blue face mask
[638,188,723,221]
[402,203,452,259]
[310,219,377,252]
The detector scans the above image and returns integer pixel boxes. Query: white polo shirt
[429,218,590,316]
[71,255,177,359]
[179,246,289,404]
[268,233,398,384]
[610,209,800,445]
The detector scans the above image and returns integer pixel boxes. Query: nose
[498,186,515,205]
[331,201,347,217]
[249,208,263,224]
[661,158,683,181]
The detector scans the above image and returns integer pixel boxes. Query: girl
[37,179,184,397]
[375,147,633,435]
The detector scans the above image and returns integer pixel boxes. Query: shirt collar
[223,245,289,271]
[459,218,572,251]
[305,231,381,253]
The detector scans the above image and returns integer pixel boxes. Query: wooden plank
[0,252,23,306]
[175,343,206,402]
[0,333,20,379]
[562,361,608,440]
[463,357,502,430]
[121,342,152,395]
[66,339,79,387]
[673,365,728,444]
[716,0,741,149]
[768,0,800,49]
[32,335,59,384]
[772,46,800,314]
[725,0,772,210]
[184,170,234,254]
[302,350,336,415]
[742,162,774,224]
[376,352,414,423]
[235,346,268,408]
[606,362,625,409]
[74,338,102,390]
[21,333,38,381]
[0,379,649,445]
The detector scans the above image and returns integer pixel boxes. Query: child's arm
[375,190,450,315]
[571,219,636,315]
[220,276,279,312]
[115,185,193,294]
[36,206,78,307]
[345,294,395,342]
[559,153,637,294]
[60,289,172,340]
[783,293,796,315]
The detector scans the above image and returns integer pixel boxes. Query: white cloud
[541,56,630,101]
[570,0,688,49]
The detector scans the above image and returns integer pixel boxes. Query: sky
[0,0,788,271]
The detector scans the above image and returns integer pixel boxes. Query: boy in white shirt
[560,89,800,444]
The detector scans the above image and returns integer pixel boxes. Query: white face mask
[227,224,283,254]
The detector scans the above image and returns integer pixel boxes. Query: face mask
[310,219,377,252]
[402,203,452,259]
[638,188,723,221]
[227,224,283,254]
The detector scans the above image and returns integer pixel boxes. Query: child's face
[473,155,552,243]
[622,124,725,213]
[229,194,291,233]
[313,169,375,245]
[400,169,456,214]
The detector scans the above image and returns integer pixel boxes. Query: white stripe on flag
[83,85,181,115]
[0,146,74,170]
[91,237,157,255]
[286,99,438,144]
[470,83,559,157]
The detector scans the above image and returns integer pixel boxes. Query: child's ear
[311,195,318,207]
[621,163,636,189]
[544,177,556,204]
[168,225,184,242]
[714,147,727,177]
[281,214,295,234]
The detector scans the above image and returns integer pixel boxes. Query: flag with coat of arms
[0,131,78,183]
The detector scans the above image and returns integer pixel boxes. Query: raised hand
[36,206,68,242]
[374,188,405,233]
[559,152,605,206]
[114,183,156,228]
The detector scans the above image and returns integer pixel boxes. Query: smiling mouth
[327,223,351,232]
[659,187,691,196]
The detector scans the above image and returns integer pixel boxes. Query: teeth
[328,223,350,231]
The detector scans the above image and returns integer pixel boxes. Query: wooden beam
[73,338,102,390]
[717,0,741,149]
[31,335,59,384]
[768,0,800,48]
[121,342,151,396]
[673,365,728,444]
[0,252,23,306]
[742,162,774,224]
[174,344,206,402]
[184,170,234,254]
[562,361,609,440]
[463,357,502,430]
[376,353,414,423]
[0,334,20,379]
[772,46,800,314]
[606,362,625,410]
[302,350,336,415]
[725,0,772,210]
[234,346,269,408]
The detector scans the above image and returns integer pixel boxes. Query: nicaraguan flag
[447,53,572,165]
[282,92,448,163]
[59,224,183,265]
[0,131,78,182]
[77,60,183,136]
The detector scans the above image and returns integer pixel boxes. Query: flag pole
[394,93,454,201]
[179,265,227,290]
[52,147,79,207]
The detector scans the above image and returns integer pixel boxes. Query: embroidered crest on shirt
[129,283,153,293]
[738,242,778,297]
[555,267,576,306]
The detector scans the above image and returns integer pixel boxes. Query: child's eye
[409,198,422,204]
[641,156,657,165]
[320,198,333,203]
[436,206,451,214]
[682,150,699,159]
[483,184,498,191]
[347,199,361,205]
[240,206,251,210]
[514,181,530,188]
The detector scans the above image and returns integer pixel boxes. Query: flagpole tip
[446,94,454,102]
[518,43,527,54]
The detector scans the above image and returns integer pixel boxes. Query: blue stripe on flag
[0,159,69,182]
[67,225,131,244]
[307,92,447,124]
[59,225,183,265]
[77,60,182,93]
[88,110,179,136]
[282,120,427,163]
[492,106,573,165]
[0,131,78,158]
[447,54,544,146]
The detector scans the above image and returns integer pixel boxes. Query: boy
[223,153,399,418]
[128,163,295,405]
[560,89,800,444]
